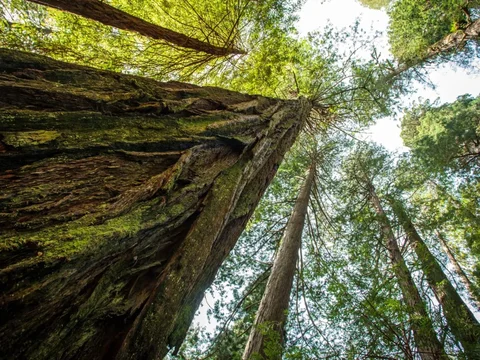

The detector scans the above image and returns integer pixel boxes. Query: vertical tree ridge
[0,48,311,360]
[26,0,246,56]
[368,186,447,360]
[389,199,480,358]
[242,164,315,360]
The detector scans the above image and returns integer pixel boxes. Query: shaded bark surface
[26,0,245,56]
[390,200,480,358]
[242,165,315,360]
[369,187,446,360]
[0,49,311,360]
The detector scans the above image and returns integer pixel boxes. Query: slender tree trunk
[436,231,480,309]
[0,49,311,360]
[368,186,447,360]
[26,0,245,56]
[389,199,480,358]
[242,164,315,360]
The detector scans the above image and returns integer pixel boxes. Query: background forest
[1,0,479,359]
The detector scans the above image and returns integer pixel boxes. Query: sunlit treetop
[357,0,390,10]
[387,0,478,65]
[401,94,480,174]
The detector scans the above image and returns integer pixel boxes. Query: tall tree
[389,198,480,358]
[243,162,315,359]
[0,49,312,360]
[436,230,480,309]
[24,0,245,56]
[367,185,446,360]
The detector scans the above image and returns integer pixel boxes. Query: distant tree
[347,148,447,360]
[368,186,446,359]
[243,163,315,359]
[436,231,480,309]
[389,198,480,358]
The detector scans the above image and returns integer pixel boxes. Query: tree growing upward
[388,198,480,358]
[243,161,316,359]
[0,49,311,360]
[347,148,447,360]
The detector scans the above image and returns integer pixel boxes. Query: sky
[297,0,480,152]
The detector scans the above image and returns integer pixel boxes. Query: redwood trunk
[390,200,480,358]
[26,0,245,56]
[369,187,446,360]
[242,164,315,360]
[0,49,311,360]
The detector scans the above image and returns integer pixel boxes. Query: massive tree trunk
[0,49,311,360]
[242,164,315,360]
[389,199,480,358]
[436,230,480,309]
[368,186,447,360]
[26,0,245,56]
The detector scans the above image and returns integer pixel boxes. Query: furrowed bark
[26,0,245,56]
[436,230,480,310]
[0,48,311,360]
[368,186,447,360]
[242,164,315,360]
[389,199,480,358]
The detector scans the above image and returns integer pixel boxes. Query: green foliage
[251,322,283,360]
[0,0,303,81]
[401,94,480,173]
[387,0,475,64]
[357,0,390,10]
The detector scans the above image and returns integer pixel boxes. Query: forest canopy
[0,0,479,359]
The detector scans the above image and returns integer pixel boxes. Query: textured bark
[390,199,480,358]
[369,187,447,360]
[0,49,311,360]
[436,231,480,310]
[26,0,245,56]
[242,165,315,360]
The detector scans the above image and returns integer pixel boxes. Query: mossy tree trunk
[0,49,311,360]
[26,0,245,56]
[389,199,480,358]
[368,185,447,360]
